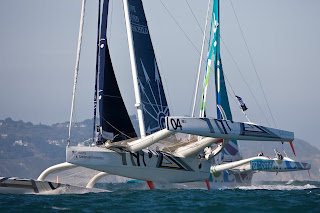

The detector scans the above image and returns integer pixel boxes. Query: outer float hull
[250,159,311,172]
[0,177,66,194]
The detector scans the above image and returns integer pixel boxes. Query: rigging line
[158,60,174,115]
[164,140,191,150]
[160,0,201,55]
[159,0,215,70]
[159,0,211,116]
[229,0,276,128]
[101,117,132,139]
[58,167,90,179]
[72,109,90,144]
[57,168,96,184]
[220,36,271,126]
[225,87,239,108]
[185,0,210,45]
[191,0,211,118]
[223,74,252,123]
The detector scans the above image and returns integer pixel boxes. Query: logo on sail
[139,59,170,135]
[132,23,148,35]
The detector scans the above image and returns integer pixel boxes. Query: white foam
[238,184,317,191]
[40,185,110,195]
[286,180,294,185]
[52,207,71,210]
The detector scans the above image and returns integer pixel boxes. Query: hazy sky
[1,0,320,148]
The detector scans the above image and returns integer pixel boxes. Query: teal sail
[201,0,241,160]
[215,59,242,160]
[200,0,219,117]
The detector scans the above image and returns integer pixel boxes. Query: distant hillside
[0,117,139,179]
[0,117,319,181]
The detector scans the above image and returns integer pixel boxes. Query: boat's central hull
[66,146,210,183]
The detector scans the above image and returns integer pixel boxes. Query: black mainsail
[97,0,137,142]
[95,0,170,142]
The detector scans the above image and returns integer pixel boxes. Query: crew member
[277,152,283,160]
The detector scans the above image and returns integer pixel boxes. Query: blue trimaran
[0,0,310,193]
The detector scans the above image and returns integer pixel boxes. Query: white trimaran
[0,0,310,193]
[180,0,311,186]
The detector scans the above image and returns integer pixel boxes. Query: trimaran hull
[66,146,211,183]
[66,145,311,187]
[209,157,311,188]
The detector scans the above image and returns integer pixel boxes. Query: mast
[93,0,102,142]
[199,0,219,118]
[213,0,242,160]
[216,0,221,118]
[191,0,211,118]
[68,0,86,145]
[122,0,146,138]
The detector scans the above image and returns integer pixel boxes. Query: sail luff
[122,0,146,138]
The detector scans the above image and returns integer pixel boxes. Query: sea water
[1,180,319,212]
